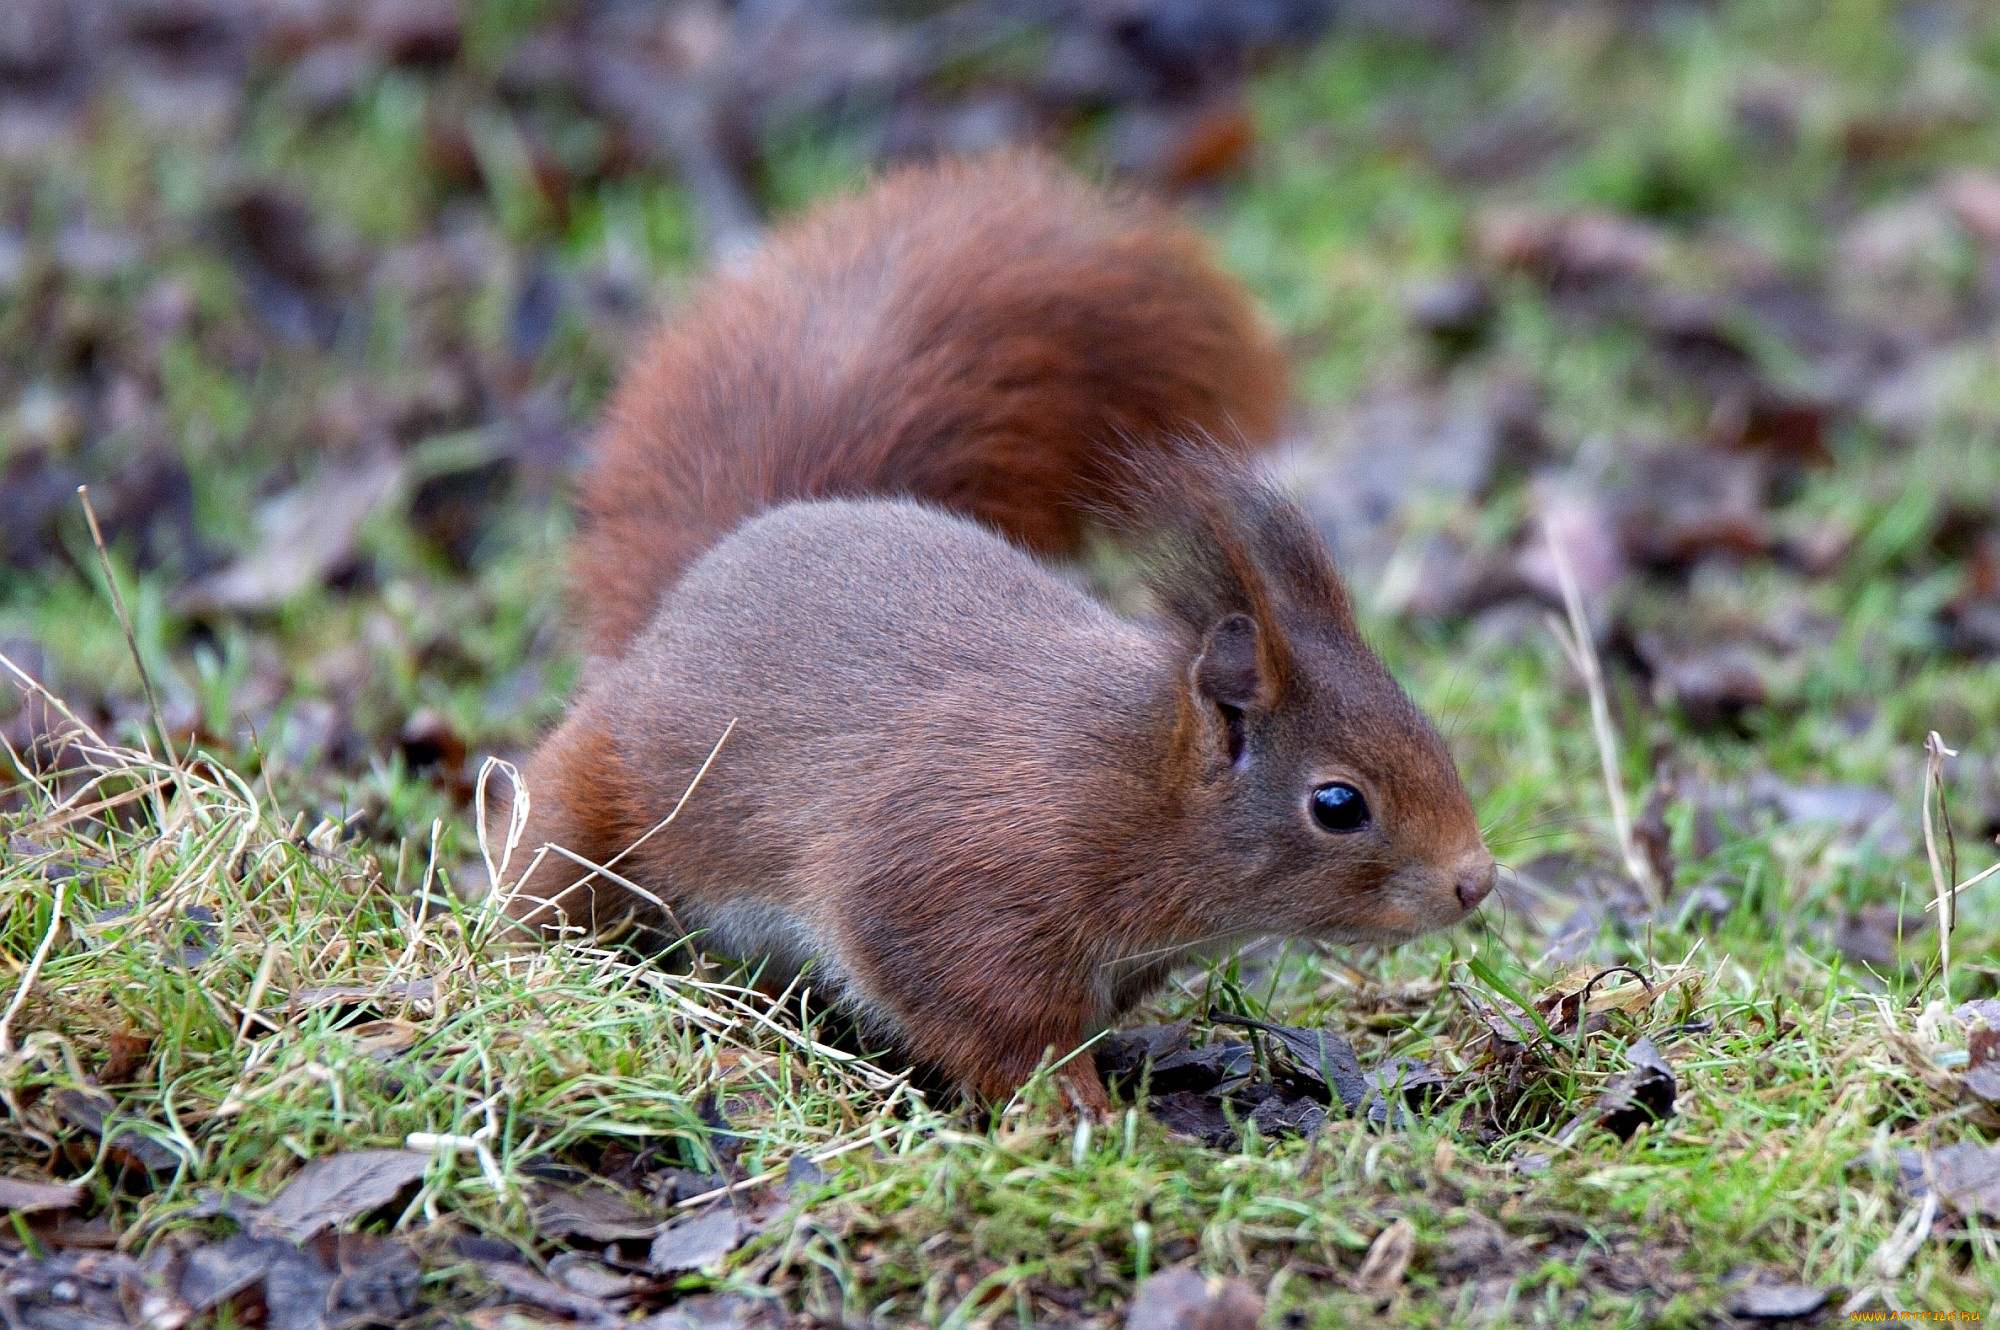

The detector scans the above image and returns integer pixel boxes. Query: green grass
[6,0,2000,1322]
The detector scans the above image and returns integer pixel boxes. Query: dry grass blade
[1923,852,2000,914]
[78,484,177,768]
[1541,521,1661,907]
[488,721,737,983]
[1921,731,1958,998]
[0,881,66,1057]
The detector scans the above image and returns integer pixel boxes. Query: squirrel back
[570,150,1286,656]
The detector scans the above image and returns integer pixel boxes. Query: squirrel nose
[1454,853,1497,911]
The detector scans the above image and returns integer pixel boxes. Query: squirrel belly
[510,498,1200,1105]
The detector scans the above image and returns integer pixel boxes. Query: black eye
[1310,782,1370,833]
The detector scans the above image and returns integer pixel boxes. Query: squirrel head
[1131,452,1495,945]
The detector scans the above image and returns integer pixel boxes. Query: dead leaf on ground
[1961,1025,2000,1106]
[0,1246,158,1329]
[1124,1266,1263,1330]
[648,1207,753,1275]
[184,1230,420,1328]
[1555,1036,1678,1144]
[476,1256,628,1319]
[1473,205,1670,291]
[1615,448,1773,572]
[1726,1280,1828,1320]
[1531,964,1690,1039]
[0,1175,84,1214]
[632,1293,771,1329]
[1646,640,1773,732]
[1942,168,2000,247]
[252,1148,429,1242]
[1406,272,1497,360]
[1236,1083,1329,1140]
[1355,1217,1415,1295]
[95,1031,155,1087]
[1302,385,1531,581]
[1361,1059,1447,1128]
[530,1181,664,1245]
[1210,1009,1366,1110]
[180,456,405,614]
[547,1252,647,1300]
[1597,1037,1677,1139]
[1517,479,1627,607]
[1898,1141,2000,1217]
[1147,1091,1240,1149]
[1958,999,2000,1029]
[1097,1024,1252,1097]
[53,1088,185,1177]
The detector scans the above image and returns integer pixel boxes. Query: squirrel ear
[1193,613,1274,712]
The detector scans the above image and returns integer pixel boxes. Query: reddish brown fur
[569,151,1286,657]
[505,154,1492,1113]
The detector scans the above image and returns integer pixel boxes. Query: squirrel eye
[1310,782,1370,833]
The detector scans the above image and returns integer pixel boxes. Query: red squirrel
[498,152,1495,1115]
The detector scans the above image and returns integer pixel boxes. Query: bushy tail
[569,150,1287,657]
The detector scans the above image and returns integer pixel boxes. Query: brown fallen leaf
[633,1293,770,1329]
[1125,1266,1263,1330]
[1303,386,1524,583]
[362,0,463,66]
[648,1207,752,1275]
[54,1087,185,1176]
[548,1252,646,1300]
[1360,1059,1448,1128]
[1241,1086,1327,1140]
[1963,1025,2000,1106]
[179,1232,291,1312]
[475,1257,625,1320]
[181,456,404,614]
[345,1018,421,1058]
[1147,1090,1240,1149]
[0,1247,151,1327]
[1648,642,1771,732]
[1096,1022,1193,1090]
[0,1174,84,1214]
[96,1030,155,1086]
[1531,964,1686,1038]
[1210,1009,1366,1111]
[1406,272,1497,361]
[1473,205,1670,291]
[253,1148,430,1241]
[1958,999,2000,1029]
[1589,1037,1677,1142]
[1517,480,1627,607]
[1727,1280,1828,1320]
[1355,1217,1415,1295]
[1615,448,1773,572]
[531,1181,664,1244]
[1898,1142,2000,1217]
